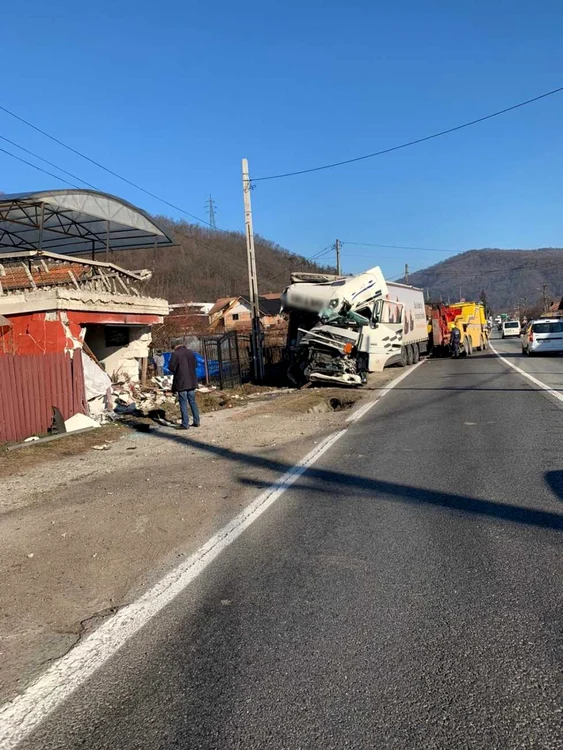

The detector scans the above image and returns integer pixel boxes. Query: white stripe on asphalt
[490,342,563,404]
[0,429,347,750]
[346,359,425,423]
[0,357,427,748]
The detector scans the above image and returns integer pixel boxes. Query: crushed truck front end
[282,267,428,386]
[282,268,385,387]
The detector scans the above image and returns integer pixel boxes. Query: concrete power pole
[404,263,409,284]
[542,282,548,312]
[335,239,341,275]
[241,159,265,381]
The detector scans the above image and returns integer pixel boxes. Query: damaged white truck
[282,266,428,387]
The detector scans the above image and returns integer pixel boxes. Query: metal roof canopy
[0,189,174,256]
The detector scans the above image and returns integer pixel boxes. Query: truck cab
[282,267,428,386]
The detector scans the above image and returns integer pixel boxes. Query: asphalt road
[16,348,563,749]
[491,329,563,394]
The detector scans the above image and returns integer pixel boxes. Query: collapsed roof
[0,249,151,297]
[0,189,174,256]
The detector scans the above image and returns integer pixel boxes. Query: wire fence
[171,331,288,389]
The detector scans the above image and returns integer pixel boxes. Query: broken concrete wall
[84,325,152,382]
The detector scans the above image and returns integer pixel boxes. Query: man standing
[450,324,461,358]
[168,344,201,430]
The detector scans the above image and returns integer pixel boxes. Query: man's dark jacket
[168,346,198,392]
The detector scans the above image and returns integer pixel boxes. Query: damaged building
[0,189,173,442]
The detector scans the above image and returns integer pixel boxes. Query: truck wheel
[400,346,408,367]
[477,335,484,351]
[468,338,473,355]
[412,343,420,363]
[406,344,414,365]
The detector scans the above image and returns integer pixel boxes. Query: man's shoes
[174,425,189,430]
[192,423,201,428]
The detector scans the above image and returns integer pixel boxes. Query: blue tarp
[161,351,219,380]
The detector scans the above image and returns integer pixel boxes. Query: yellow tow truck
[430,301,490,356]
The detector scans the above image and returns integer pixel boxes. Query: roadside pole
[335,239,341,275]
[242,158,265,381]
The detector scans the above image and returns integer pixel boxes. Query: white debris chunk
[64,413,101,433]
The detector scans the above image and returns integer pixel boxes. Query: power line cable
[252,86,563,181]
[0,146,78,188]
[0,103,216,228]
[388,255,563,283]
[0,133,98,189]
[343,241,455,253]
[306,243,335,262]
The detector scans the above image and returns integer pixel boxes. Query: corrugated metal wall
[0,352,87,443]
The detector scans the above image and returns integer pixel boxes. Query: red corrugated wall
[0,352,87,443]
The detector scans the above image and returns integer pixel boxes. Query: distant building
[548,297,563,312]
[167,302,214,333]
[208,294,284,332]
[259,292,283,328]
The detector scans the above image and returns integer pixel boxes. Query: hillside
[406,248,563,311]
[118,218,335,303]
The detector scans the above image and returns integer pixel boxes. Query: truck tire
[406,344,414,365]
[412,343,420,363]
[477,335,484,351]
[400,346,408,367]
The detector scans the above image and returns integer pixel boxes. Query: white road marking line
[490,342,563,404]
[0,429,347,750]
[346,359,425,423]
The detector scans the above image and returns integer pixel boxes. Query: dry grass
[0,423,126,479]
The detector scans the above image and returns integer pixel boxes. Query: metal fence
[198,332,247,390]
[0,352,87,443]
[196,331,287,389]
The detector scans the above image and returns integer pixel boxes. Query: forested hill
[406,248,563,311]
[118,218,335,303]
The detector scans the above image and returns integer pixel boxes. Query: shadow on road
[545,471,563,504]
[124,424,563,532]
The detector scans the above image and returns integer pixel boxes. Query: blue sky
[2,0,563,279]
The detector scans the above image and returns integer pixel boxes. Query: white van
[502,320,521,338]
[521,319,563,355]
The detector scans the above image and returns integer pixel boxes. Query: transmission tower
[205,195,217,228]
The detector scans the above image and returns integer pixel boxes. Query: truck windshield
[504,322,519,328]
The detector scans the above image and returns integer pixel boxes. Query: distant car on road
[502,320,521,338]
[521,319,563,355]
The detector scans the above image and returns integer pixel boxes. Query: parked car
[502,320,521,338]
[521,319,563,355]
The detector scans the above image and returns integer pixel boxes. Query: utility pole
[404,263,409,284]
[541,282,548,312]
[335,239,341,275]
[241,159,264,381]
[205,195,217,228]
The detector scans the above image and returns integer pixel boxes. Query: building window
[105,326,130,347]
[232,314,239,321]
